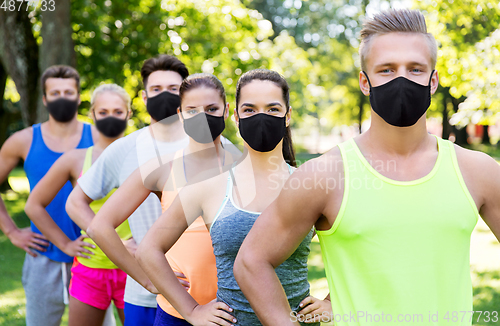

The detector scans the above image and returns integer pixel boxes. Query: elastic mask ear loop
[428,70,435,86]
[363,71,373,89]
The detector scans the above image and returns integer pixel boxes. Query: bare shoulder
[62,148,88,162]
[1,127,33,159]
[178,170,229,223]
[294,145,343,178]
[454,144,500,207]
[56,148,87,175]
[286,146,343,206]
[454,144,499,175]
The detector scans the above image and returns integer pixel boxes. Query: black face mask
[238,113,287,152]
[94,113,128,138]
[146,91,180,123]
[364,71,434,127]
[182,112,225,144]
[46,98,79,122]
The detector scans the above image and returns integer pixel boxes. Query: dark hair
[235,69,296,167]
[41,65,80,96]
[141,54,189,88]
[179,73,226,108]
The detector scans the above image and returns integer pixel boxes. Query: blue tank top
[210,168,317,326]
[24,123,93,262]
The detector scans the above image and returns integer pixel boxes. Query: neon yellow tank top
[77,146,132,269]
[316,136,478,326]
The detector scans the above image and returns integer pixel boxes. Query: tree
[0,1,76,131]
[70,0,279,143]
[0,3,40,127]
[416,0,500,144]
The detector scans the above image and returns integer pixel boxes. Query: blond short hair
[359,9,437,71]
[90,83,131,112]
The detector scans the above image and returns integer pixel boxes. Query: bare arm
[136,187,236,326]
[234,158,336,326]
[68,174,165,279]
[25,152,93,258]
[455,146,500,242]
[0,129,48,256]
[66,185,97,231]
[474,153,500,242]
[87,168,157,293]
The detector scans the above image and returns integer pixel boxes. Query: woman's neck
[185,137,223,158]
[238,141,289,176]
[93,134,120,151]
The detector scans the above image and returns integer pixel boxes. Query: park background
[0,0,500,325]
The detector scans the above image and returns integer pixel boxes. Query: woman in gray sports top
[137,69,331,326]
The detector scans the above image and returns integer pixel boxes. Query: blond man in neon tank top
[234,9,500,326]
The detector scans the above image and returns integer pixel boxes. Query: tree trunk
[38,1,76,122]
[482,125,490,145]
[0,60,8,145]
[358,0,368,135]
[441,95,451,139]
[451,95,468,146]
[453,125,468,145]
[0,4,40,127]
[0,60,13,193]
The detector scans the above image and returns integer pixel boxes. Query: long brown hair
[235,69,296,167]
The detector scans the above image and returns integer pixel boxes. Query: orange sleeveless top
[156,151,218,319]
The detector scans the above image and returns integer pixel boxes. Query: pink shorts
[69,259,126,310]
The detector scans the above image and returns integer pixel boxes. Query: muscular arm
[0,129,48,256]
[25,152,92,258]
[471,152,500,242]
[87,168,157,292]
[455,145,500,242]
[234,156,338,326]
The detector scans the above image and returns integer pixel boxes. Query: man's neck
[44,117,81,139]
[149,118,187,143]
[362,113,431,157]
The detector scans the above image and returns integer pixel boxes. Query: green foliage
[242,0,372,138]
[416,0,500,126]
[71,0,276,142]
[4,0,500,148]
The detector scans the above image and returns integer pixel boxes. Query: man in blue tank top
[0,65,98,326]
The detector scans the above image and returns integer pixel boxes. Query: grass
[2,164,500,326]
[0,173,122,326]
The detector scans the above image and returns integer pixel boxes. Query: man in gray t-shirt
[66,54,190,326]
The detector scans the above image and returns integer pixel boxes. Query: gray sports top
[210,167,317,326]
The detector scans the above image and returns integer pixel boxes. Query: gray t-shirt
[78,127,189,307]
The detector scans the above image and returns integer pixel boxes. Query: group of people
[0,8,499,326]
